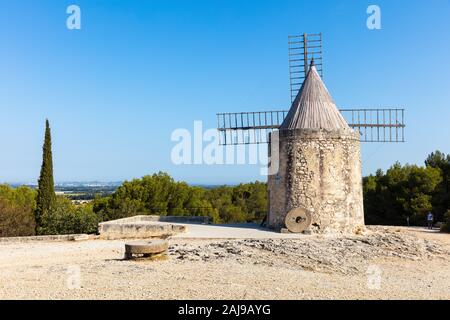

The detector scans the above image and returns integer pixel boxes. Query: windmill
[216,33,406,234]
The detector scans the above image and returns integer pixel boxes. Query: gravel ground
[0,226,449,300]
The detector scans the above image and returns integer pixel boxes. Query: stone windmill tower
[216,33,405,234]
[267,59,364,234]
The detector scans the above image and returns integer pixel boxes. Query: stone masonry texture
[268,129,365,234]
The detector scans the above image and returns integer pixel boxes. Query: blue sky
[0,0,449,184]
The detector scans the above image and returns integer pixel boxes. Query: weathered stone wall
[98,215,198,240]
[268,129,365,234]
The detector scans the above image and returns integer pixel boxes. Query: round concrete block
[125,240,169,259]
[284,208,312,233]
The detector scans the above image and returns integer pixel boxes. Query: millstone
[284,207,312,233]
[124,240,169,260]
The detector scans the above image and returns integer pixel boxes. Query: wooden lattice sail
[216,33,405,145]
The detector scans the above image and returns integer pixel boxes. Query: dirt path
[0,226,448,300]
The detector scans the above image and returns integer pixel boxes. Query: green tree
[425,151,450,222]
[35,119,56,233]
[363,162,442,226]
[39,197,98,235]
[0,185,36,237]
[92,173,265,224]
[441,210,450,232]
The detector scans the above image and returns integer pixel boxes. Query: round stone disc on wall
[285,208,312,233]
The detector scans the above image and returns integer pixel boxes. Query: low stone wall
[0,234,91,243]
[101,215,211,225]
[98,215,209,240]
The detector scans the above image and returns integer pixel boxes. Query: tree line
[364,151,450,229]
[0,176,268,236]
[0,120,449,236]
[2,151,449,236]
[74,150,450,232]
[93,173,268,224]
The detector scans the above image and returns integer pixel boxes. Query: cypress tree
[35,119,56,232]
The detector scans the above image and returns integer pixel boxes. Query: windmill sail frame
[289,33,323,103]
[217,108,405,145]
[216,32,406,145]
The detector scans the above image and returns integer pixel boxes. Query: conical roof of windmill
[280,60,350,130]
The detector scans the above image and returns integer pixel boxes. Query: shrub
[38,197,99,235]
[0,185,36,237]
[440,210,450,233]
